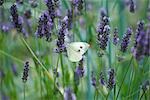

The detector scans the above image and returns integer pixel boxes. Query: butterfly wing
[68,42,90,55]
[66,44,83,62]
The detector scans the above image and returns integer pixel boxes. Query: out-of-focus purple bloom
[129,0,135,13]
[1,93,9,100]
[0,0,4,6]
[22,61,29,83]
[100,8,107,20]
[0,23,13,32]
[99,72,105,86]
[64,88,76,100]
[11,64,18,76]
[75,59,84,77]
[107,68,115,90]
[91,71,96,87]
[113,27,119,45]
[120,27,132,52]
[131,21,149,60]
[0,70,5,78]
[144,24,150,56]
[72,0,84,12]
[74,59,84,85]
[16,0,23,4]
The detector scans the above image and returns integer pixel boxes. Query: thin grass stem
[116,56,133,99]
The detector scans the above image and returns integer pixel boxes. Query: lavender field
[0,0,150,100]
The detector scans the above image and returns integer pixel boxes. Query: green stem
[60,53,65,88]
[116,56,133,99]
[24,83,25,100]
[127,67,134,97]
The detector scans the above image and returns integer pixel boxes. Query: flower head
[120,27,132,52]
[22,61,29,83]
[107,68,115,90]
[129,0,136,13]
[113,27,119,45]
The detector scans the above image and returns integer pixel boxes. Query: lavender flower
[10,4,23,33]
[120,27,132,52]
[107,68,115,90]
[99,72,105,86]
[66,9,73,30]
[74,59,84,85]
[45,0,55,22]
[35,12,52,41]
[72,0,84,12]
[75,59,84,77]
[113,27,119,45]
[22,61,29,83]
[144,24,150,56]
[91,71,96,87]
[11,64,18,76]
[64,88,76,100]
[97,9,110,50]
[56,17,68,53]
[0,0,4,6]
[129,0,135,13]
[131,21,149,60]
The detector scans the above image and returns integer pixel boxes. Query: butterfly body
[66,42,90,62]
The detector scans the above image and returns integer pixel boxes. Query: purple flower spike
[64,88,76,100]
[91,71,96,87]
[120,27,132,52]
[99,72,105,86]
[35,11,52,41]
[113,27,119,45]
[129,0,136,13]
[10,4,23,33]
[107,68,115,90]
[131,21,149,60]
[22,61,29,83]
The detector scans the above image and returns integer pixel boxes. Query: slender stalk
[60,53,65,88]
[24,83,25,100]
[53,56,60,89]
[140,91,146,100]
[127,67,134,96]
[116,56,133,99]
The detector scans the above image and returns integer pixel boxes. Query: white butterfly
[66,42,90,62]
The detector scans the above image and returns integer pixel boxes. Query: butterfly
[66,42,90,62]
